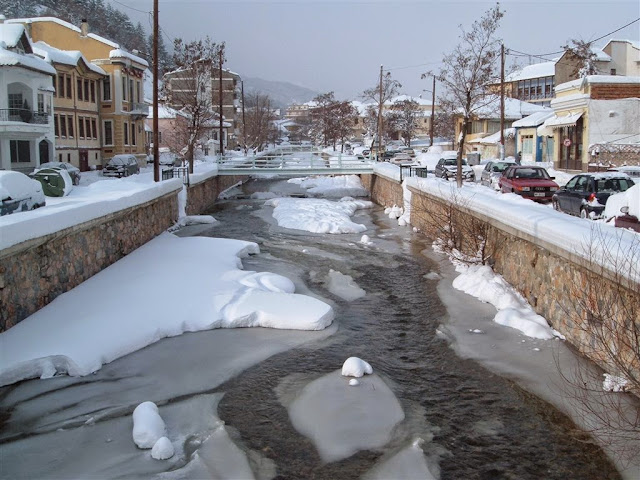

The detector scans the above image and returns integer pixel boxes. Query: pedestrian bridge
[214,146,375,175]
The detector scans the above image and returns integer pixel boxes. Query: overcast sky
[114,0,639,100]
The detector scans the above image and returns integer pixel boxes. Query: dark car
[499,165,559,203]
[552,173,635,219]
[0,171,46,216]
[435,155,475,182]
[33,161,81,185]
[480,160,516,190]
[103,154,141,177]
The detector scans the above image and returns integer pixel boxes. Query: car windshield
[595,177,633,193]
[492,162,513,172]
[513,168,550,179]
[39,162,64,169]
[443,159,457,166]
[109,158,127,165]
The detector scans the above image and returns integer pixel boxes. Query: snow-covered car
[103,154,141,177]
[434,154,475,182]
[480,160,517,190]
[33,162,81,185]
[401,148,416,157]
[604,183,640,232]
[607,165,640,179]
[0,170,46,216]
[390,152,413,165]
[552,172,635,219]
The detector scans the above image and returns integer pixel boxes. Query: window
[8,93,22,113]
[78,79,83,101]
[136,81,141,103]
[79,116,85,139]
[131,122,136,146]
[522,135,534,155]
[91,81,96,102]
[57,75,64,97]
[471,120,484,134]
[10,140,30,163]
[129,79,134,104]
[38,94,45,113]
[60,114,67,137]
[158,131,162,143]
[54,114,59,137]
[66,76,72,99]
[67,116,74,138]
[610,68,617,76]
[487,121,501,134]
[103,76,111,101]
[84,80,89,102]
[122,76,127,101]
[104,120,113,145]
[544,77,553,98]
[92,118,97,139]
[124,121,129,145]
[86,118,92,139]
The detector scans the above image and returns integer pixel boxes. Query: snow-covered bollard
[151,436,175,460]
[341,357,373,378]
[360,234,373,246]
[132,401,166,449]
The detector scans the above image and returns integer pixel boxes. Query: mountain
[241,76,319,110]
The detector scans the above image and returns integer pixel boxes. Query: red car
[499,165,559,203]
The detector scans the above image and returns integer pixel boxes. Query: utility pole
[499,42,505,161]
[218,48,224,156]
[377,64,383,161]
[152,0,159,182]
[241,80,246,154]
[430,75,436,147]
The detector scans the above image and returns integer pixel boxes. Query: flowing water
[0,177,621,479]
[199,178,620,479]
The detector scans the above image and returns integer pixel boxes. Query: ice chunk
[151,436,174,460]
[341,357,373,377]
[132,401,166,449]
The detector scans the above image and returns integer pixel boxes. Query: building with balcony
[33,41,105,170]
[0,21,55,172]
[8,17,149,166]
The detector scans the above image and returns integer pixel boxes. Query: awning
[541,112,583,129]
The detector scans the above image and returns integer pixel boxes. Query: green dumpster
[31,168,73,197]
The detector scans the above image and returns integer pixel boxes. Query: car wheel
[73,176,80,186]
[580,208,588,219]
[552,199,559,211]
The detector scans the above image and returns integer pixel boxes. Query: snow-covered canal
[0,177,621,479]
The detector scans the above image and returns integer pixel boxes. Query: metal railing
[129,103,149,116]
[0,108,49,124]
[162,166,190,185]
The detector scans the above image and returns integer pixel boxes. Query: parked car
[362,149,370,158]
[499,165,559,203]
[401,148,416,157]
[552,172,635,219]
[0,170,46,216]
[435,155,475,182]
[607,165,640,179]
[103,155,140,177]
[480,160,517,190]
[390,152,413,165]
[33,161,81,185]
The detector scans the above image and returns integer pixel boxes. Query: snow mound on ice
[133,402,166,449]
[341,357,373,377]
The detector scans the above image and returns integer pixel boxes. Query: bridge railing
[216,150,375,172]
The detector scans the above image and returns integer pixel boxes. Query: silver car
[480,160,516,190]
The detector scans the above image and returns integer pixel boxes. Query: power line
[384,60,442,72]
[109,0,151,14]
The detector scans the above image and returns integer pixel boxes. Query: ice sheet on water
[325,269,366,301]
[362,439,437,480]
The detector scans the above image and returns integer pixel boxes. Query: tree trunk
[457,116,469,188]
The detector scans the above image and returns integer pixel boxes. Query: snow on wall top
[33,41,106,75]
[109,49,148,67]
[556,75,640,93]
[385,95,433,107]
[472,96,549,119]
[506,61,556,82]
[7,17,81,33]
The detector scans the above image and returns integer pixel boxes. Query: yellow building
[539,75,640,171]
[9,17,149,166]
[33,41,105,170]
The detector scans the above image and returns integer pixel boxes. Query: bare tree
[562,38,601,78]
[167,36,225,172]
[244,92,277,152]
[309,92,338,147]
[431,106,456,143]
[362,73,401,152]
[425,4,504,187]
[390,99,421,147]
[333,101,358,151]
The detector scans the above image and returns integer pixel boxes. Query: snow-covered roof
[0,45,56,75]
[512,111,555,128]
[109,49,148,68]
[33,41,105,75]
[147,104,183,119]
[0,24,27,48]
[506,61,556,82]
[555,75,640,94]
[351,100,373,116]
[468,128,516,144]
[602,38,640,51]
[7,16,82,33]
[472,96,550,119]
[385,95,433,107]
[542,112,583,129]
[592,47,611,62]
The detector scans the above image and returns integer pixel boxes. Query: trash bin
[467,152,481,165]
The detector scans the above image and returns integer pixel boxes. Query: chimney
[80,19,89,36]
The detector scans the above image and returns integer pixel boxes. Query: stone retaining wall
[0,191,179,331]
[186,174,248,216]
[360,173,404,208]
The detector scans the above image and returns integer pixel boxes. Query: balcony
[129,102,149,118]
[0,108,49,124]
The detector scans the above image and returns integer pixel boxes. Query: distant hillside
[242,77,319,110]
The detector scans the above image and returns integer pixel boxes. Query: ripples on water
[208,182,620,480]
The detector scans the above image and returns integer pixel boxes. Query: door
[568,175,588,214]
[39,140,49,164]
[558,176,578,211]
[79,150,89,172]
